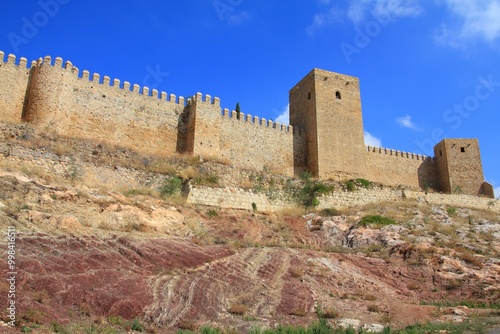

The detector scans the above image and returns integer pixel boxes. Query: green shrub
[160,176,183,197]
[200,326,223,334]
[446,206,457,215]
[51,322,68,334]
[130,319,144,332]
[321,208,339,216]
[358,215,396,228]
[207,210,218,217]
[299,172,334,208]
[399,321,487,334]
[345,181,356,191]
[193,174,219,186]
[207,174,219,184]
[252,202,257,212]
[107,316,123,325]
[356,178,371,188]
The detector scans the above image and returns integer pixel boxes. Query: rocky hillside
[0,165,499,333]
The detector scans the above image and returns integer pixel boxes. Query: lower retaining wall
[185,186,291,212]
[186,186,500,213]
[404,190,499,212]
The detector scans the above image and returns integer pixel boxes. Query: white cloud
[347,2,370,26]
[307,7,344,35]
[435,0,500,47]
[372,0,423,20]
[307,0,422,34]
[364,131,382,147]
[397,114,419,130]
[275,104,289,125]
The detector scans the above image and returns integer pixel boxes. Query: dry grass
[0,159,65,184]
[363,294,378,301]
[147,160,177,175]
[204,156,232,166]
[20,308,45,324]
[322,307,339,319]
[32,290,49,303]
[52,141,76,156]
[456,249,484,268]
[178,166,198,179]
[275,206,307,217]
[444,278,463,290]
[407,283,422,291]
[289,308,307,317]
[227,304,248,315]
[177,319,199,331]
[290,267,304,278]
[431,222,458,239]
[367,304,381,312]
[120,187,159,198]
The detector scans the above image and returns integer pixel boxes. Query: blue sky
[0,0,499,197]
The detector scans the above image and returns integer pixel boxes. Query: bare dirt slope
[0,169,499,333]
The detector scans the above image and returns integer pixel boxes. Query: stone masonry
[0,51,494,198]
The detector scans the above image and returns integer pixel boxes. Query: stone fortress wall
[364,146,438,189]
[0,52,304,178]
[0,51,494,198]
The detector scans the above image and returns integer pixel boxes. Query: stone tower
[434,139,493,197]
[289,68,366,179]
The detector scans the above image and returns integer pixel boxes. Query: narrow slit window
[335,91,341,99]
[308,92,311,100]
[461,147,466,153]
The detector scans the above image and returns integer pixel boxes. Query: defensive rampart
[22,56,186,156]
[0,51,491,195]
[0,52,307,177]
[365,146,438,190]
[186,92,305,177]
[0,52,33,123]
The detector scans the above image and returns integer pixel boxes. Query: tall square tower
[434,139,489,196]
[289,69,366,180]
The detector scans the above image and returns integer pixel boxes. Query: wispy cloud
[397,114,419,130]
[372,0,423,21]
[364,131,382,147]
[349,0,423,26]
[275,104,289,125]
[435,0,500,47]
[307,7,344,35]
[307,0,422,34]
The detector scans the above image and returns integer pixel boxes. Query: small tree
[235,102,241,120]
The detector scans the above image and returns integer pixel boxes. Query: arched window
[335,91,342,99]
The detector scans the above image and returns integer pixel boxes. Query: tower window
[439,151,442,157]
[335,91,342,99]
[461,147,466,152]
[308,92,311,100]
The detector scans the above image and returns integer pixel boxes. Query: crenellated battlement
[29,53,188,105]
[0,51,36,69]
[366,145,434,163]
[219,106,299,135]
[188,91,303,136]
[0,51,489,196]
